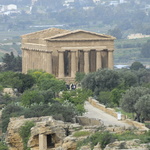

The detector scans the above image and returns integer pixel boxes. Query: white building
[128,33,150,39]
[7,4,17,11]
[93,0,101,4]
[109,1,119,6]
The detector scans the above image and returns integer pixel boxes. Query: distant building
[128,33,150,39]
[93,0,101,4]
[83,6,94,10]
[120,0,126,4]
[7,4,17,11]
[1,4,17,12]
[109,1,119,6]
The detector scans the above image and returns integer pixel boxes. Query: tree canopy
[2,52,22,72]
[130,62,145,70]
[141,40,150,58]
[121,86,150,122]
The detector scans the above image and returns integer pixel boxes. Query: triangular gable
[21,28,69,39]
[45,30,115,41]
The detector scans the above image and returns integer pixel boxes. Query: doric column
[71,50,76,78]
[39,134,47,150]
[58,50,65,78]
[96,49,102,70]
[84,50,89,74]
[108,50,114,69]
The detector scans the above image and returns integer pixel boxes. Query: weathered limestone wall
[124,119,149,131]
[76,116,103,126]
[88,97,149,131]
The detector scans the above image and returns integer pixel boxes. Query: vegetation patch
[73,131,91,137]
[76,131,115,150]
[116,130,150,144]
[0,141,8,150]
[19,121,35,150]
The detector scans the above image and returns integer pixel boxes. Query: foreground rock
[6,116,103,150]
[6,116,149,150]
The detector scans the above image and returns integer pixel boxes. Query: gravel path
[84,101,131,127]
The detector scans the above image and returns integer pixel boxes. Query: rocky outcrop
[6,116,102,150]
[3,88,17,97]
[6,115,150,150]
[105,139,149,150]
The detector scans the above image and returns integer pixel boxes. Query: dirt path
[84,101,131,127]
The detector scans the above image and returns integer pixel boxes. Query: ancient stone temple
[21,28,115,82]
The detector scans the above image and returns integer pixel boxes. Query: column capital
[96,49,103,52]
[70,50,76,53]
[108,49,114,52]
[45,50,52,53]
[58,50,65,53]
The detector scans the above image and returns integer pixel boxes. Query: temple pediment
[45,30,116,41]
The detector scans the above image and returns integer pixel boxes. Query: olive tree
[135,94,150,122]
[121,86,150,122]
[81,69,120,95]
[130,62,145,70]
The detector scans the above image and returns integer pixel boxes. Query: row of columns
[58,49,114,78]
[23,47,114,79]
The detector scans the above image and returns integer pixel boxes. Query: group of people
[66,83,76,90]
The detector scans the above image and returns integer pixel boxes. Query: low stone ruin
[6,115,149,150]
[6,116,103,150]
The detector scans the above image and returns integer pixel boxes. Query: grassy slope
[114,37,150,65]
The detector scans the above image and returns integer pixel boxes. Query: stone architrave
[108,50,114,69]
[71,50,76,78]
[84,50,90,74]
[39,134,47,150]
[58,50,65,78]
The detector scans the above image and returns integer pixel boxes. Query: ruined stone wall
[76,116,103,126]
[88,97,149,131]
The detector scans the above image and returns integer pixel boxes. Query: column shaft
[58,50,65,78]
[39,134,47,150]
[84,50,89,74]
[108,50,114,69]
[96,50,102,70]
[71,51,76,78]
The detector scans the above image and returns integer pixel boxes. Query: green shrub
[20,90,44,107]
[76,131,115,150]
[98,91,112,106]
[73,131,90,137]
[116,130,150,143]
[1,104,24,133]
[0,141,8,150]
[19,121,35,150]
[24,103,77,122]
[75,72,85,82]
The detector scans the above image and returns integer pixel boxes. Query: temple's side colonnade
[22,46,114,80]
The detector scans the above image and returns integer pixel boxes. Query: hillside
[114,37,150,65]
